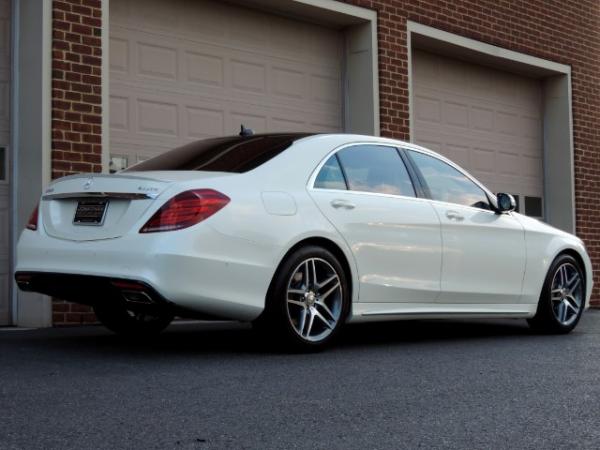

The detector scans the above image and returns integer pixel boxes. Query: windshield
[125,134,312,173]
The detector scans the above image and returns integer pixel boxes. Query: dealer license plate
[73,199,108,225]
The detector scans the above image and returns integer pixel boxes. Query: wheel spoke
[551,289,563,301]
[297,308,308,335]
[288,288,306,296]
[304,261,310,289]
[320,282,340,301]
[557,301,568,323]
[315,300,336,321]
[311,259,318,287]
[317,274,338,290]
[287,299,305,308]
[559,265,568,287]
[313,308,334,330]
[567,275,581,293]
[304,308,315,337]
[566,294,581,309]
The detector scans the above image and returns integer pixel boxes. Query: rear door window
[314,155,347,190]
[336,145,416,197]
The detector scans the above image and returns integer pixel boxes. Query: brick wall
[50,0,600,324]
[51,0,103,325]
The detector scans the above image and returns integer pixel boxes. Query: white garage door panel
[413,50,543,210]
[0,0,9,325]
[110,0,343,164]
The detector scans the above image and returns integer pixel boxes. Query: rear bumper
[16,271,172,308]
[15,224,283,321]
[14,272,230,319]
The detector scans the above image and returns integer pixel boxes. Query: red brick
[64,111,82,122]
[72,102,92,112]
[71,5,92,16]
[65,71,82,82]
[82,16,101,28]
[54,2,72,13]
[81,55,101,66]
[82,133,101,144]
[71,23,93,36]
[71,63,91,74]
[82,114,101,124]
[81,0,101,8]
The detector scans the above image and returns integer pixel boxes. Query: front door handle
[330,199,356,210]
[445,210,464,221]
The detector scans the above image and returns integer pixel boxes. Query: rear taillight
[140,189,230,233]
[26,203,40,231]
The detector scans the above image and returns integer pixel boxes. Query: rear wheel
[257,245,350,351]
[528,254,585,334]
[94,302,174,337]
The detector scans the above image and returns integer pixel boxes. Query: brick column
[51,0,103,325]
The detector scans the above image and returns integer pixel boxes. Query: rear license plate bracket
[73,199,109,226]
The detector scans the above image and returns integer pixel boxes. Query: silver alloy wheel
[286,257,343,342]
[550,262,583,326]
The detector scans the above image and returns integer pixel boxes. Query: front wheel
[94,302,174,337]
[257,245,350,351]
[528,254,585,334]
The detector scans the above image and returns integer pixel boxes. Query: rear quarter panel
[188,137,363,305]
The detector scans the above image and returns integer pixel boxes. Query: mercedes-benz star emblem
[83,177,94,190]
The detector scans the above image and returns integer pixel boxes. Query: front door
[407,149,526,304]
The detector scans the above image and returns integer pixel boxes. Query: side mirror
[496,193,516,213]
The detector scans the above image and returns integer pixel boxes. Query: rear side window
[408,150,491,210]
[126,134,311,173]
[314,155,347,190]
[336,145,416,197]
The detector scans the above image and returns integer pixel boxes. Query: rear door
[308,144,442,303]
[406,149,526,304]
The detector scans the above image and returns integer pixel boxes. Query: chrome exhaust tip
[121,290,155,305]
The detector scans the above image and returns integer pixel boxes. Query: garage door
[413,50,544,218]
[0,0,10,325]
[109,0,343,168]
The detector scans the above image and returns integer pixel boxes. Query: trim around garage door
[407,21,575,234]
[100,0,379,174]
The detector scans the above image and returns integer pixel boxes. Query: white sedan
[15,133,593,349]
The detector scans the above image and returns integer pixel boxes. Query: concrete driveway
[1,311,600,449]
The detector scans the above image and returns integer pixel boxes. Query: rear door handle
[330,199,356,210]
[445,210,464,221]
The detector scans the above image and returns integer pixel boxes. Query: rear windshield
[125,134,312,173]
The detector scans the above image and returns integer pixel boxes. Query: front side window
[314,155,347,190]
[408,150,491,210]
[335,145,416,197]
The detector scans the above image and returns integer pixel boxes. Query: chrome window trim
[307,140,498,211]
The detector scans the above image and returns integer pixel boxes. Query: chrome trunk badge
[83,177,94,190]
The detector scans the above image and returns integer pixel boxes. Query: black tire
[255,245,350,351]
[94,302,174,337]
[528,254,585,334]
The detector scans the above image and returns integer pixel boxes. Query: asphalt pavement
[1,311,600,450]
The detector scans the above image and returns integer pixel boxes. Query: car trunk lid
[40,172,230,241]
